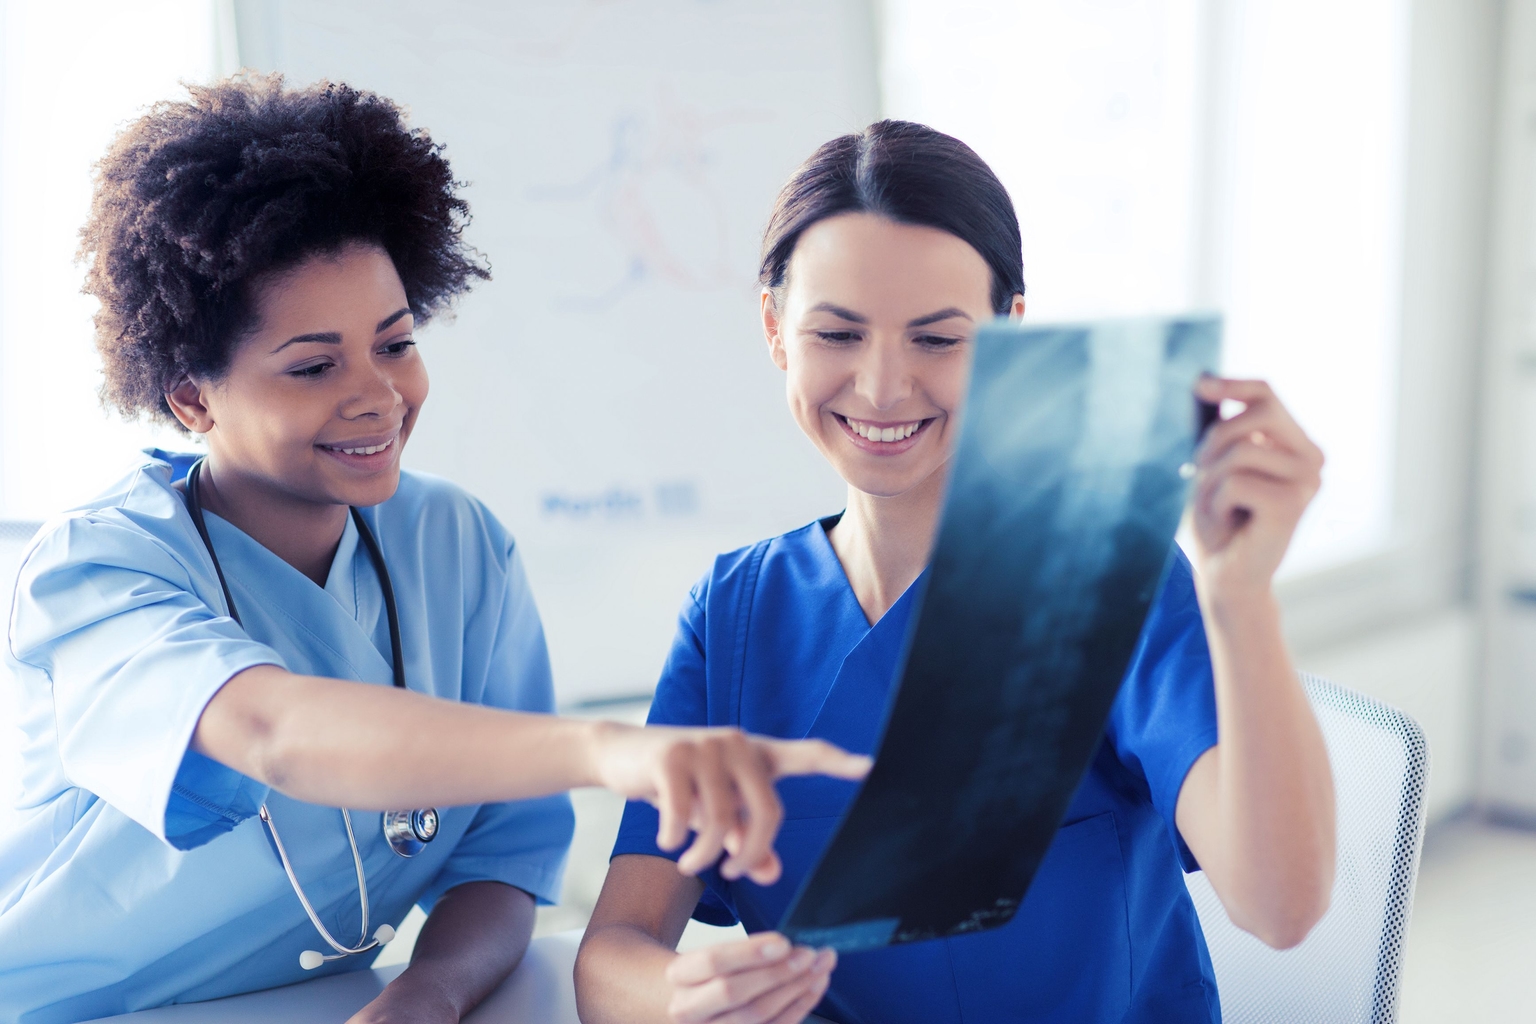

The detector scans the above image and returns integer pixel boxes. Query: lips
[834,414,935,455]
[315,430,401,468]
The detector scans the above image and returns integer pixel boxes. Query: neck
[197,456,349,587]
[827,468,946,625]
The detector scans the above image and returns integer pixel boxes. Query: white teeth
[333,437,394,456]
[846,419,922,442]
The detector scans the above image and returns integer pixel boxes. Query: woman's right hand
[590,724,870,885]
[664,933,835,1024]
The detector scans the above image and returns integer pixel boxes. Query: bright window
[881,0,1409,576]
[0,1,228,520]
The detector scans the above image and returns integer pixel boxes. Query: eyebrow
[807,302,869,324]
[906,307,974,327]
[805,303,974,328]
[270,308,414,353]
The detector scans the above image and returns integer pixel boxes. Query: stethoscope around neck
[182,458,438,970]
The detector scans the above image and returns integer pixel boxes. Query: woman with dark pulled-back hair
[0,76,868,1024]
[576,120,1336,1024]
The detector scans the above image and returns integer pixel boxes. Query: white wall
[233,0,879,703]
[1299,611,1477,824]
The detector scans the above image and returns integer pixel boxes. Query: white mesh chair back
[1185,673,1428,1024]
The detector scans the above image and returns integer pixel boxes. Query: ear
[165,377,216,435]
[761,288,788,371]
[1008,293,1026,321]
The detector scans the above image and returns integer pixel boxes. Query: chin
[331,469,402,509]
[839,469,929,500]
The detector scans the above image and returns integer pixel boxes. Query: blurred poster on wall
[238,0,876,701]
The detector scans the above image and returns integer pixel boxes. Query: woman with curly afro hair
[0,75,866,1024]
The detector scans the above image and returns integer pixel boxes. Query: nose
[340,359,402,420]
[854,335,913,412]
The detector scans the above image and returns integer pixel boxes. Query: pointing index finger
[766,738,872,780]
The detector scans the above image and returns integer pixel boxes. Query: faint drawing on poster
[528,93,771,310]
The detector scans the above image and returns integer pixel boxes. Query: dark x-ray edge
[777,314,1221,953]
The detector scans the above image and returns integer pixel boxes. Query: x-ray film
[778,315,1221,952]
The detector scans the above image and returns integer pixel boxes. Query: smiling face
[169,241,428,510]
[763,213,1021,499]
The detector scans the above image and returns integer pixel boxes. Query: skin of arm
[576,855,834,1024]
[1173,376,1338,949]
[345,881,535,1024]
[193,665,870,884]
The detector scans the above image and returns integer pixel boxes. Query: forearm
[358,882,535,1023]
[1188,589,1336,945]
[575,922,684,1024]
[193,665,610,808]
[576,859,701,1024]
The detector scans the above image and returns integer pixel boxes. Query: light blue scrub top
[615,518,1222,1024]
[0,454,574,1023]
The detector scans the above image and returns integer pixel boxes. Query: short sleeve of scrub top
[610,581,738,926]
[8,514,284,850]
[414,545,572,909]
[1102,546,1220,871]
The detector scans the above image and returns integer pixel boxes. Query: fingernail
[789,948,815,970]
[761,937,789,960]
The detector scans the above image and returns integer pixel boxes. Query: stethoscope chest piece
[382,807,439,858]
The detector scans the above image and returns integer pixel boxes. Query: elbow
[1238,865,1335,950]
[1252,898,1329,950]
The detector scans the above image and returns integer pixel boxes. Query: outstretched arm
[194,666,870,884]
[1174,377,1336,949]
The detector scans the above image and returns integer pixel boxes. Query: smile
[317,433,398,458]
[840,416,927,443]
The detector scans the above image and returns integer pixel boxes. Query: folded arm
[346,881,535,1024]
[577,854,834,1024]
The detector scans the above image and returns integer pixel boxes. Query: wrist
[1198,579,1281,634]
[577,718,622,790]
[370,966,459,1023]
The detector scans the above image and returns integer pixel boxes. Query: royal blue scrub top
[0,454,574,1023]
[614,518,1222,1024]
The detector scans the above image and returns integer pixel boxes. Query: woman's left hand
[1188,377,1323,603]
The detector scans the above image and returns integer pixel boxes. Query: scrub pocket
[946,810,1132,1024]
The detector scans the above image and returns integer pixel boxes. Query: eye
[381,338,416,357]
[813,330,860,345]
[288,361,332,379]
[915,333,964,349]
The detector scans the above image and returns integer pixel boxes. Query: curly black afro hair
[80,73,489,426]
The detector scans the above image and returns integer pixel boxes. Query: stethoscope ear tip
[374,923,396,944]
[299,949,325,971]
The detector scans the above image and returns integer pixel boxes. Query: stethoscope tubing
[260,804,382,959]
[182,457,423,966]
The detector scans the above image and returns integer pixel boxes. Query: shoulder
[1141,545,1205,648]
[688,519,828,612]
[21,457,202,583]
[371,472,528,613]
[378,470,515,557]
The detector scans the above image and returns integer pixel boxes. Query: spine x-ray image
[779,315,1221,952]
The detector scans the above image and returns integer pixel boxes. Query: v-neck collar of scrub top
[778,517,927,759]
[200,507,394,688]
